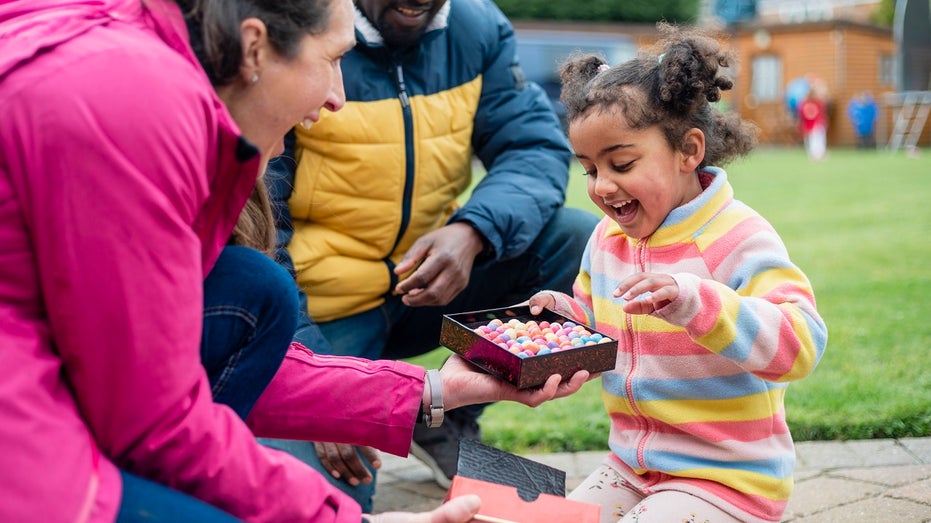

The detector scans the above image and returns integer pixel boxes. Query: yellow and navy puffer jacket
[267,0,571,322]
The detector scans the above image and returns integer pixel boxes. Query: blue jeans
[116,470,243,522]
[259,438,378,511]
[117,246,299,520]
[201,246,299,419]
[274,206,599,510]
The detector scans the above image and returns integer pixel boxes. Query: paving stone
[902,437,931,464]
[843,438,923,466]
[794,468,822,482]
[887,477,931,505]
[785,476,881,517]
[372,478,446,513]
[572,450,608,476]
[379,454,436,482]
[521,452,576,477]
[832,464,931,487]
[787,496,931,523]
[795,440,860,469]
[796,439,916,469]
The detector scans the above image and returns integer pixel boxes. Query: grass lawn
[407,147,931,453]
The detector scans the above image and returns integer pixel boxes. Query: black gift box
[440,305,617,389]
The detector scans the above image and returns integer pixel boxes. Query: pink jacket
[0,1,424,521]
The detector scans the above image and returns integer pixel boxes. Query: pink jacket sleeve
[249,343,425,456]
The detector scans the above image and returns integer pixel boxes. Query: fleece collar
[354,1,451,46]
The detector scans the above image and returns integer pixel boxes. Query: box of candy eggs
[440,306,617,389]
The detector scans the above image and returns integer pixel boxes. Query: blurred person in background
[847,90,878,150]
[798,79,829,161]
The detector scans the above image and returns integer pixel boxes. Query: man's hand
[393,223,485,307]
[313,442,381,486]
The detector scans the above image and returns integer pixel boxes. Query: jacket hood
[0,0,118,80]
[0,0,188,81]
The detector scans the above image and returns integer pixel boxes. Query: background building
[723,19,895,147]
[510,0,930,148]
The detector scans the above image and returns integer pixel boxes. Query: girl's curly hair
[559,23,758,167]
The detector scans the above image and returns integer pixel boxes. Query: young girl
[528,25,828,523]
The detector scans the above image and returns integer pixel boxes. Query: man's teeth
[397,6,425,15]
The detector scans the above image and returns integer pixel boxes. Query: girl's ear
[239,17,269,84]
[680,128,706,172]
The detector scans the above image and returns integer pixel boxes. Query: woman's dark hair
[184,0,334,86]
[559,23,758,167]
[178,0,336,254]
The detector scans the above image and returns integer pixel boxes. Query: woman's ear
[239,17,269,84]
[680,128,706,172]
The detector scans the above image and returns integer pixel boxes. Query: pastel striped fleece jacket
[548,167,828,521]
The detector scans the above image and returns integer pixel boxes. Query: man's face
[355,0,446,48]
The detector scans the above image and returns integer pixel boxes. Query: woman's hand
[438,354,591,412]
[367,494,481,523]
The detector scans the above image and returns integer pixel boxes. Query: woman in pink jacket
[0,1,589,522]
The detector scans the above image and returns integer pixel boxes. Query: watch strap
[423,369,444,428]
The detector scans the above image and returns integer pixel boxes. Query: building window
[751,54,783,102]
[879,53,894,86]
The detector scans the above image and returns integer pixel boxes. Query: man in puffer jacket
[263,0,599,510]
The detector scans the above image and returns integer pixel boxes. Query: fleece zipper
[626,237,656,474]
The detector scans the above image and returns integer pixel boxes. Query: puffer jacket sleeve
[266,129,300,280]
[450,0,572,261]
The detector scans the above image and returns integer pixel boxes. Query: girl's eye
[583,168,597,177]
[612,161,634,172]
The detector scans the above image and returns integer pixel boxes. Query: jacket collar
[354,1,450,47]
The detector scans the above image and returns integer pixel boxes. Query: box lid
[457,438,565,498]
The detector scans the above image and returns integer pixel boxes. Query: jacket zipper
[388,64,415,283]
[627,238,655,472]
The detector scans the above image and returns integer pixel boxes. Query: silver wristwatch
[422,369,444,428]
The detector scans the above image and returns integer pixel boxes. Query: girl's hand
[527,291,557,316]
[614,272,678,314]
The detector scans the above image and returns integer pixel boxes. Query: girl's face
[569,109,704,240]
[220,0,356,163]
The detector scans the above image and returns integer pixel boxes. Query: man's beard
[375,2,438,48]
[378,20,430,48]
